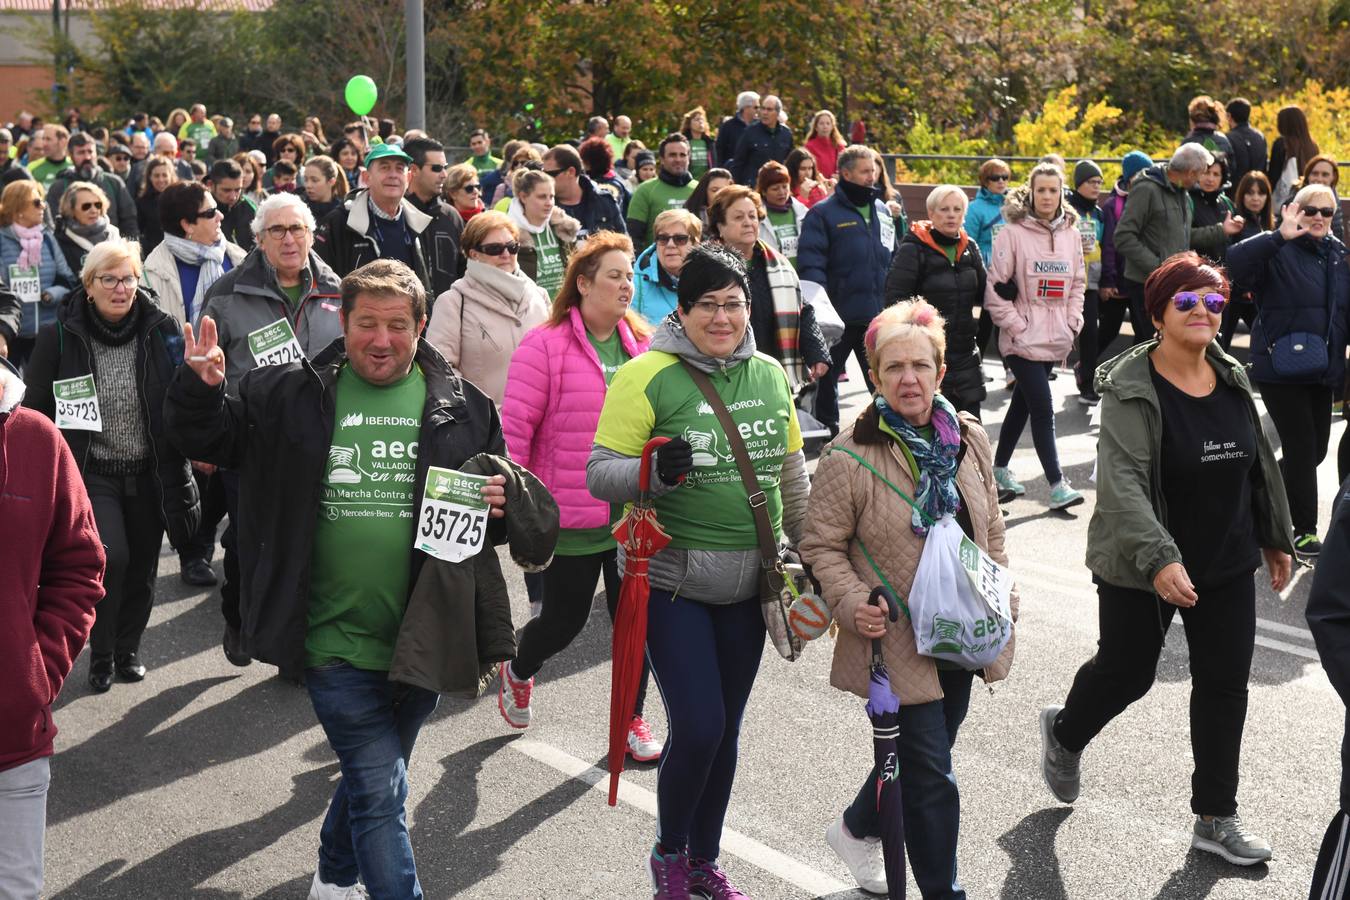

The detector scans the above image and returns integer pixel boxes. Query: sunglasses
[424,163,447,173]
[987,174,1011,182]
[189,206,220,222]
[477,241,519,257]
[543,168,565,179]
[31,199,45,209]
[1173,291,1227,314]
[79,200,104,212]
[461,183,481,194]
[1302,205,1337,219]
[655,233,691,246]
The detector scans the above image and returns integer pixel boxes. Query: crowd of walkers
[3,89,1350,900]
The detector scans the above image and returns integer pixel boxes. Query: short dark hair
[576,137,612,178]
[546,144,583,178]
[208,159,243,183]
[340,258,427,321]
[1143,251,1229,324]
[469,128,489,141]
[272,159,297,178]
[67,131,94,150]
[1226,98,1252,124]
[379,118,396,140]
[676,243,749,313]
[658,132,690,156]
[159,180,209,237]
[402,137,445,168]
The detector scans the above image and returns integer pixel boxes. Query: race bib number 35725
[415,466,490,563]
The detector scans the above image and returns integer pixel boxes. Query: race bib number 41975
[415,466,490,563]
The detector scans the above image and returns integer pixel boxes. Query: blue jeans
[843,667,973,900]
[646,590,765,861]
[307,662,440,899]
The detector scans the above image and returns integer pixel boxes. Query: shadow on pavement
[48,676,316,826]
[409,734,593,896]
[50,764,338,899]
[997,806,1073,900]
[1147,848,1268,899]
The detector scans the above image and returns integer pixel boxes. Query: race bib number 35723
[415,466,490,563]
[53,374,102,432]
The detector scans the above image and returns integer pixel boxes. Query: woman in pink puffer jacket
[497,232,664,760]
[984,162,1087,512]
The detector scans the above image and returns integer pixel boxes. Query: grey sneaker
[1039,705,1081,803]
[1191,815,1272,866]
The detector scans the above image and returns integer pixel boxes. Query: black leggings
[1218,301,1258,352]
[513,549,648,715]
[1125,278,1156,343]
[1076,290,1101,386]
[1097,291,1129,358]
[1256,381,1333,536]
[1054,574,1256,816]
[86,472,164,657]
[994,356,1062,484]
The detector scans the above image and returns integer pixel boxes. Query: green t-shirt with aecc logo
[594,350,803,551]
[554,328,633,557]
[689,141,709,178]
[533,226,565,298]
[306,362,425,670]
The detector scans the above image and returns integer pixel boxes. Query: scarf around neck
[12,222,44,268]
[875,393,962,535]
[162,233,227,320]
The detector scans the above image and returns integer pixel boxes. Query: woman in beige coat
[800,298,1017,899]
[425,210,550,404]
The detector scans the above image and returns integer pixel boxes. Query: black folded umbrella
[867,585,906,900]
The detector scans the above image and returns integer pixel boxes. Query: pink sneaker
[627,716,662,762]
[688,860,749,899]
[497,662,532,729]
[649,844,691,899]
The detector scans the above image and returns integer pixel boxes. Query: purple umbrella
[867,585,906,900]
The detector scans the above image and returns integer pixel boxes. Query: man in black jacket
[1308,476,1350,898]
[206,159,255,252]
[1225,98,1268,197]
[46,133,139,239]
[716,91,760,180]
[314,145,433,295]
[166,259,510,900]
[544,144,626,238]
[403,137,464,297]
[732,94,793,186]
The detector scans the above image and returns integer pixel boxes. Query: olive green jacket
[1086,340,1295,592]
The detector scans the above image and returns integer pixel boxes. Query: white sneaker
[626,716,663,762]
[308,871,369,899]
[825,815,886,894]
[498,661,533,729]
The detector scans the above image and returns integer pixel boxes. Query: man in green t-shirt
[465,128,501,173]
[26,124,71,188]
[624,132,695,250]
[170,258,510,900]
[177,103,218,148]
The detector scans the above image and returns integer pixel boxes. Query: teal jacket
[964,186,1005,265]
[1086,340,1295,592]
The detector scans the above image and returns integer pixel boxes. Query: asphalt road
[42,336,1345,899]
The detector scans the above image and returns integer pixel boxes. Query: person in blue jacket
[633,209,700,325]
[1227,186,1350,560]
[797,144,898,434]
[966,158,1011,361]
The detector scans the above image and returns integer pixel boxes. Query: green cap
[364,143,412,166]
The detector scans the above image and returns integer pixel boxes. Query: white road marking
[510,738,852,898]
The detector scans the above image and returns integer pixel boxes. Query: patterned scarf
[162,233,227,323]
[875,393,962,535]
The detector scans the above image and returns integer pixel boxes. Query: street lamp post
[405,0,425,131]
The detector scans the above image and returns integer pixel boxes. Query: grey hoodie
[587,315,810,603]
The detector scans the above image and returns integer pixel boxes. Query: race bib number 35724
[415,466,490,563]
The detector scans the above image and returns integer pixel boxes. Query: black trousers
[1257,381,1333,536]
[1124,278,1156,343]
[177,467,226,563]
[220,470,242,630]
[1054,573,1257,816]
[1218,300,1258,352]
[1076,289,1101,389]
[1096,290,1130,359]
[86,472,164,657]
[513,549,648,716]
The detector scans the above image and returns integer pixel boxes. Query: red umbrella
[607,436,674,806]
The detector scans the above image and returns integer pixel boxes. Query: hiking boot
[1048,480,1085,511]
[688,859,749,899]
[627,716,662,762]
[1295,533,1322,560]
[649,845,692,899]
[994,467,1026,503]
[825,816,886,894]
[222,624,251,667]
[1191,814,1273,866]
[498,661,533,729]
[180,558,217,587]
[1039,705,1081,804]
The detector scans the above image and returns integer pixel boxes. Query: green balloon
[345,75,378,116]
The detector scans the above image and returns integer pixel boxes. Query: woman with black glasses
[1039,251,1293,868]
[1228,185,1350,560]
